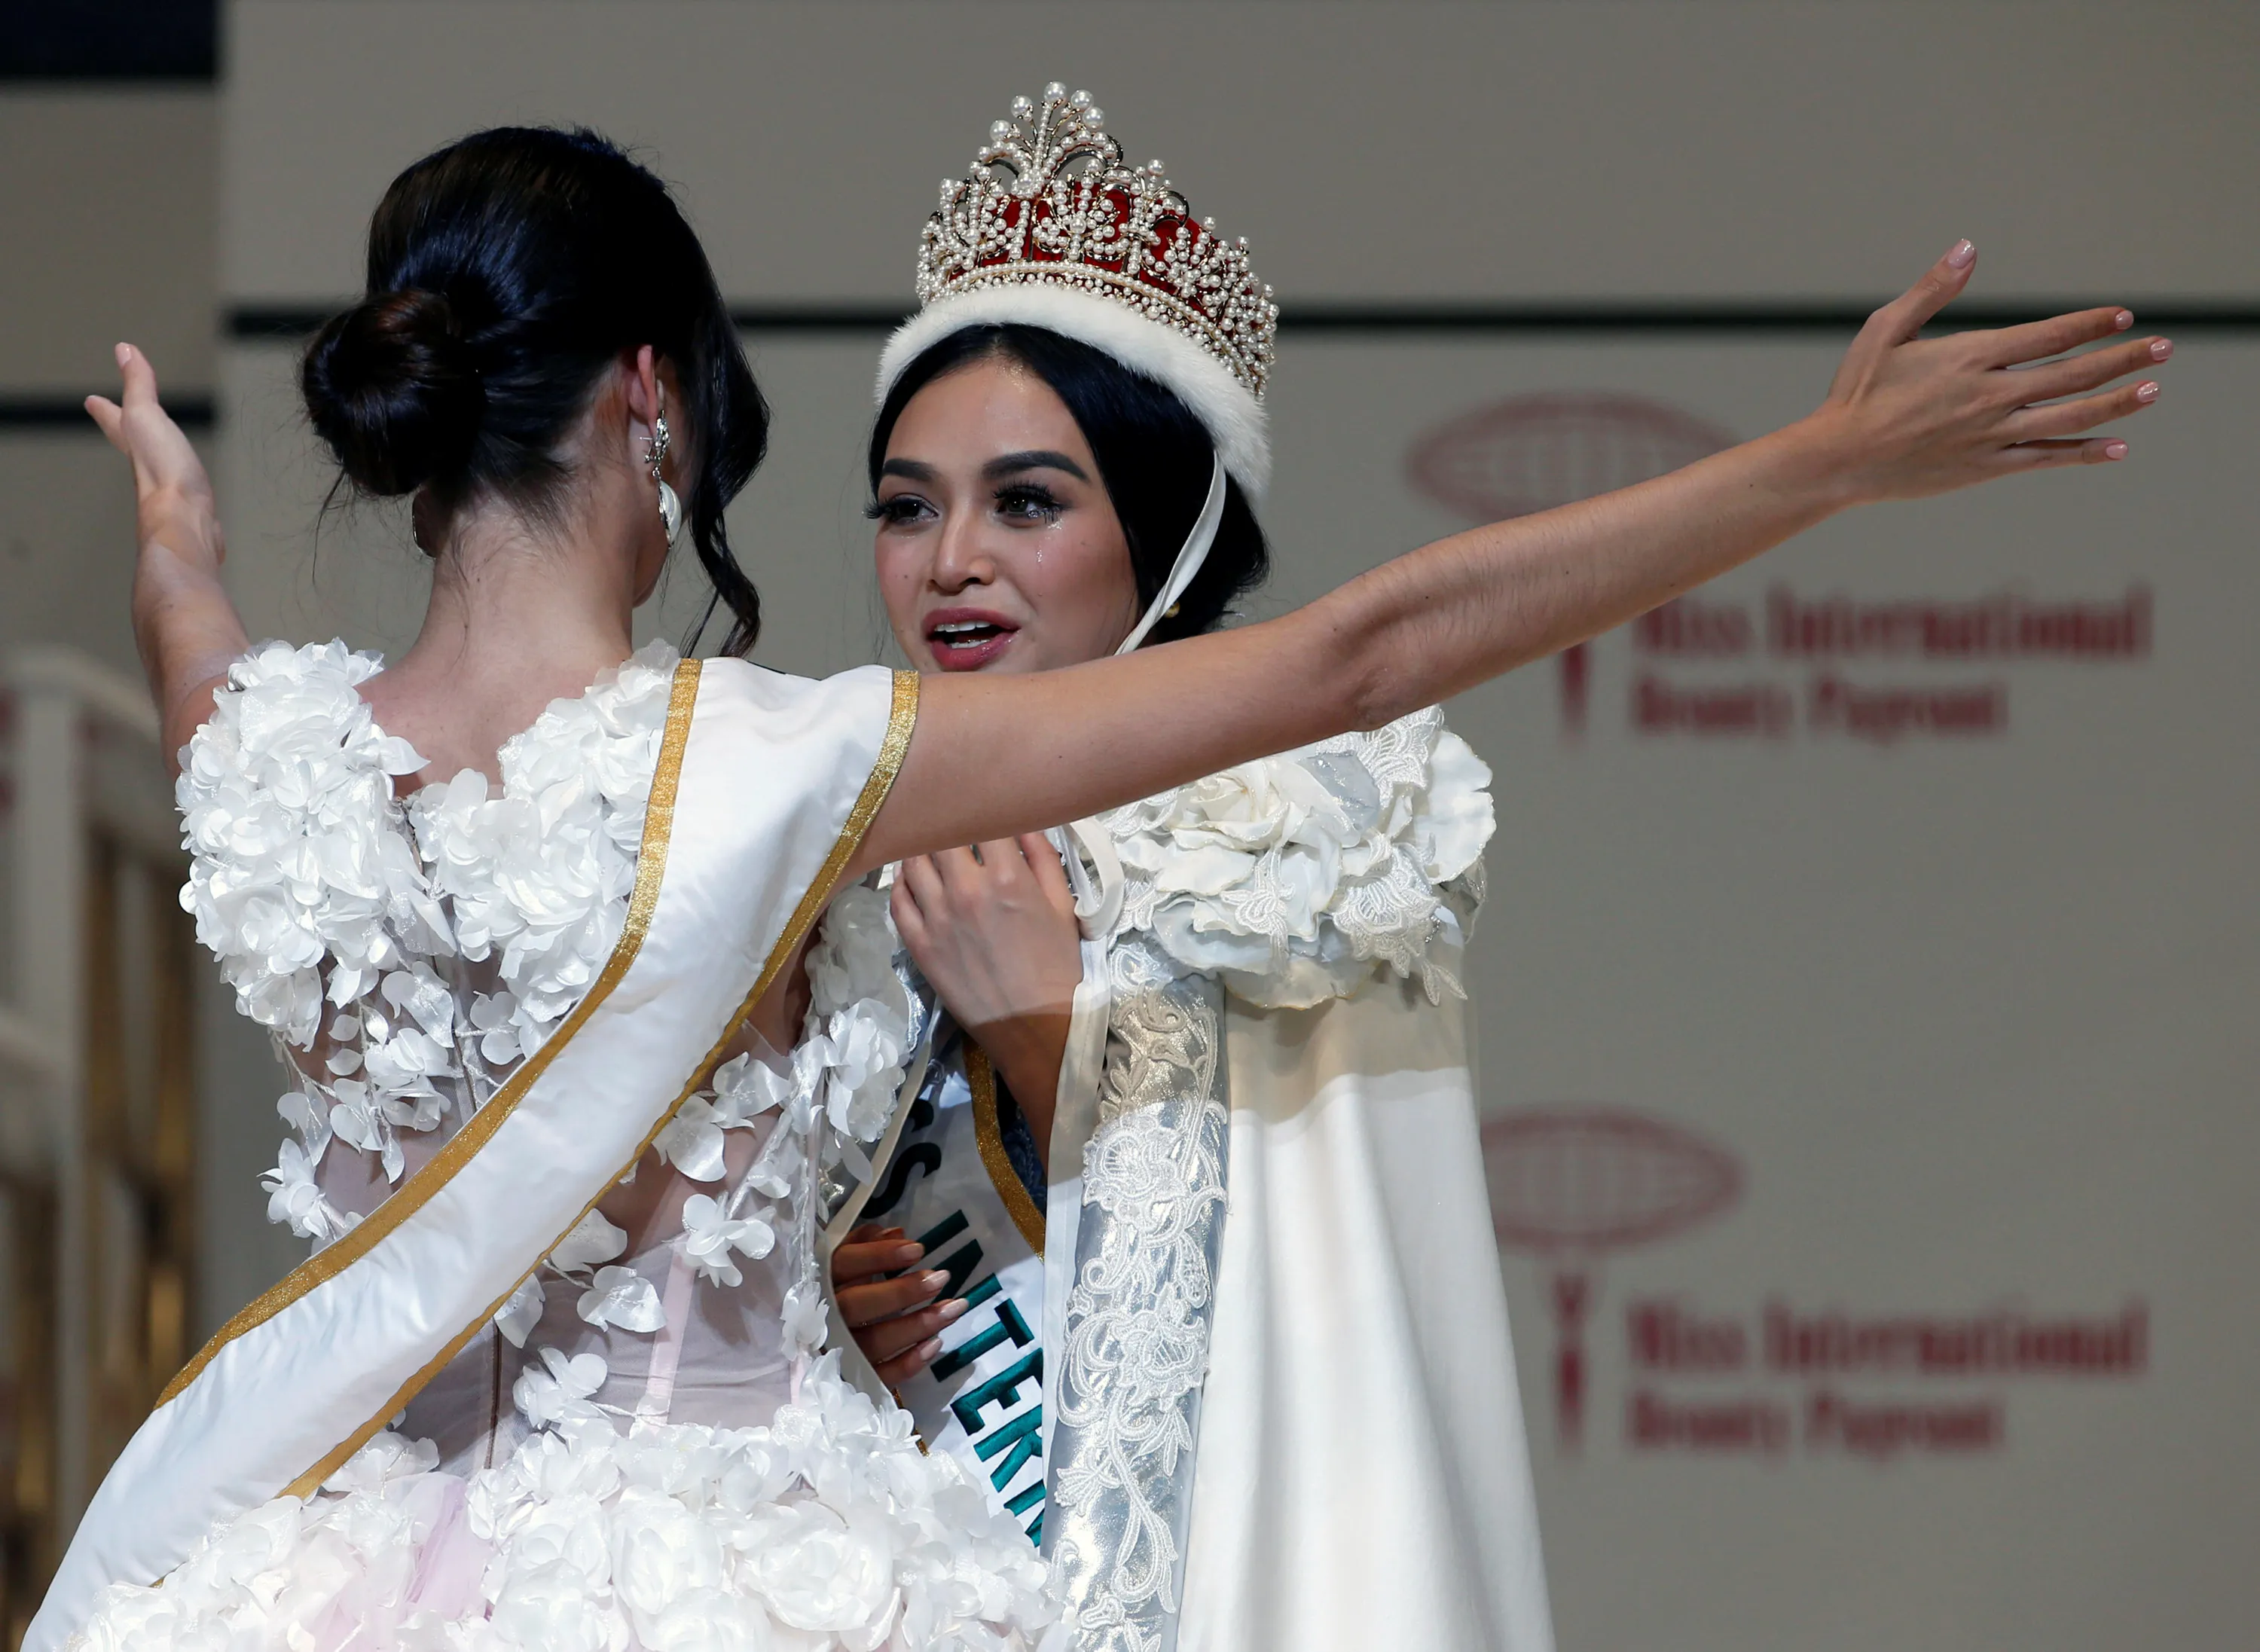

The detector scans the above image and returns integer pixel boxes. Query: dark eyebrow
[878,457,939,484]
[983,449,1090,484]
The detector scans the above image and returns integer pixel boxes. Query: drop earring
[645,395,682,544]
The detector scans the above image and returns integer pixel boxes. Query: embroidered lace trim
[1046,937,1229,1652]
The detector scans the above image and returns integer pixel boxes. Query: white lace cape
[1029,707,1494,1641]
[76,642,1049,1652]
[1095,704,1493,1008]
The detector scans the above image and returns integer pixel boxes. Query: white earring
[646,404,682,544]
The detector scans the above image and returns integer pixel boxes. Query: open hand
[86,343,224,576]
[87,343,249,769]
[833,1223,965,1387]
[1812,241,2168,502]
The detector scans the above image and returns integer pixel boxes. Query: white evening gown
[53,641,1049,1652]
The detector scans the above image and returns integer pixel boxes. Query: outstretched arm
[86,344,249,771]
[855,246,2166,872]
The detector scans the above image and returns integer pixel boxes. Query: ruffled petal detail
[71,1360,1052,1652]
[177,640,436,1050]
[182,641,679,1232]
[408,646,676,1064]
[1100,706,1495,1008]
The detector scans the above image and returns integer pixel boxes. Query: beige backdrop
[200,4,2258,1648]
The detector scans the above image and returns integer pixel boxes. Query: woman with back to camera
[40,88,2164,1652]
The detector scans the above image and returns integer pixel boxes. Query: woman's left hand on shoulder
[891,835,1081,1155]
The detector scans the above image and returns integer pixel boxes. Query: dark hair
[301,127,769,653]
[868,324,1268,645]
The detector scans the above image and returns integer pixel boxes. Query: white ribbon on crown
[1116,453,1227,656]
[1054,453,1228,942]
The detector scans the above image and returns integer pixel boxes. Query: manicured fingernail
[938,1297,970,1324]
[919,1270,950,1293]
[1944,239,1975,268]
[2114,310,2134,330]
[115,343,130,363]
[915,1336,942,1362]
[2149,338,2173,360]
[2103,441,2129,460]
[2135,381,2159,403]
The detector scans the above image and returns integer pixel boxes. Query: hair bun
[301,289,484,496]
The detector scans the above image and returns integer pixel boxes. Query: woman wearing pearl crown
[829,83,1547,1652]
[42,78,2164,1652]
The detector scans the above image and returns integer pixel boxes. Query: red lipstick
[923,607,1020,672]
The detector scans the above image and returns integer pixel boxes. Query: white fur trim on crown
[875,283,1272,502]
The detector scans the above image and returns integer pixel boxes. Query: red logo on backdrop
[1406,394,1736,734]
[1485,1108,2147,1463]
[1481,1106,1741,1448]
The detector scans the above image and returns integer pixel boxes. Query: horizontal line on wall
[1278,301,2260,333]
[224,299,2260,341]
[20,296,2250,422]
[0,395,214,430]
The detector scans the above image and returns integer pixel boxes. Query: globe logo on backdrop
[1481,1106,1741,1449]
[1405,393,1736,732]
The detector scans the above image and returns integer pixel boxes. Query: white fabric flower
[276,1086,331,1153]
[654,1095,730,1183]
[361,1024,454,1096]
[548,1209,628,1275]
[709,1051,793,1125]
[577,1265,666,1333]
[609,1486,728,1629]
[494,1275,546,1348]
[817,1002,907,1145]
[727,881,919,1370]
[512,1347,609,1431]
[741,1126,802,1203]
[486,1581,612,1652]
[741,1500,898,1637]
[1102,705,1495,1008]
[780,1283,829,1356]
[467,991,524,1067]
[322,1430,438,1497]
[261,1137,347,1244]
[325,1078,408,1183]
[380,962,457,1037]
[1411,728,1494,882]
[680,1194,774,1288]
[473,1421,623,1523]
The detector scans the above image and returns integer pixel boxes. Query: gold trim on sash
[968,1044,1046,1253]
[279,666,924,1496]
[155,658,707,1412]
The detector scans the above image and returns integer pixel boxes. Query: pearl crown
[915,84,1278,399]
